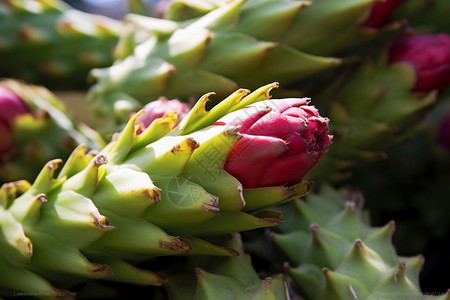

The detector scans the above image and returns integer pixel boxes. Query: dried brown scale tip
[202,197,220,214]
[159,237,192,252]
[90,212,116,231]
[94,155,108,167]
[36,193,47,203]
[90,263,113,277]
[309,223,319,232]
[140,188,162,202]
[46,159,63,171]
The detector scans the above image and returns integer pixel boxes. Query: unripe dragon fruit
[0,86,31,155]
[0,79,104,183]
[309,30,450,182]
[135,98,191,134]
[388,30,450,93]
[0,83,330,297]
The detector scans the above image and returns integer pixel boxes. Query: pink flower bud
[220,99,332,188]
[135,98,190,134]
[361,0,401,27]
[388,32,450,93]
[0,86,30,154]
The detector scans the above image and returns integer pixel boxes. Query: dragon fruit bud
[135,98,191,134]
[0,86,30,154]
[220,98,332,188]
[361,0,401,27]
[388,32,450,93]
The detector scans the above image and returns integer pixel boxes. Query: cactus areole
[218,98,332,188]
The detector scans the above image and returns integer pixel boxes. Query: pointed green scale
[303,223,353,268]
[177,209,284,235]
[144,174,219,231]
[57,144,96,179]
[319,267,371,300]
[0,207,32,264]
[336,239,390,289]
[27,231,112,282]
[86,212,192,260]
[92,166,161,218]
[243,180,311,212]
[0,180,31,208]
[0,257,63,300]
[182,236,239,256]
[82,252,167,286]
[125,136,200,176]
[182,126,244,212]
[33,190,115,249]
[282,0,378,55]
[60,155,107,198]
[130,112,178,151]
[270,231,308,266]
[234,0,312,41]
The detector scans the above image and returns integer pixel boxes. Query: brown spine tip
[94,155,108,167]
[322,267,330,275]
[91,212,116,231]
[309,223,319,232]
[36,193,47,203]
[91,263,113,277]
[186,137,200,151]
[159,237,192,253]
[47,159,63,171]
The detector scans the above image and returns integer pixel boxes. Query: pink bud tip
[221,98,332,188]
[0,86,30,154]
[361,0,401,28]
[135,98,191,134]
[388,31,450,93]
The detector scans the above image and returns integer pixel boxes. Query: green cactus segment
[0,0,122,89]
[396,0,450,33]
[266,185,443,299]
[0,80,105,183]
[88,0,340,122]
[164,0,227,21]
[309,53,437,181]
[164,233,290,300]
[166,0,403,54]
[0,84,311,295]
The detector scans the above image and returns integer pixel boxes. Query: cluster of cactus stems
[0,0,449,299]
[87,0,405,125]
[0,0,123,89]
[246,185,450,299]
